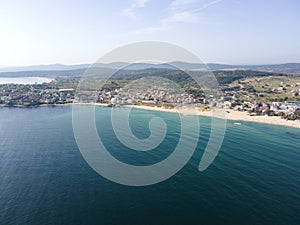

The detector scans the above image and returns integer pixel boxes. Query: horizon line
[1,61,300,69]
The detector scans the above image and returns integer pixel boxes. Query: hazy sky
[0,0,299,66]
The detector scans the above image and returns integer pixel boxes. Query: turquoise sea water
[0,106,299,225]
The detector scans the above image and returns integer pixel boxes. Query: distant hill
[0,64,90,73]
[0,66,292,86]
[240,63,300,73]
[0,69,88,78]
[1,62,300,80]
[1,62,300,74]
[110,68,287,85]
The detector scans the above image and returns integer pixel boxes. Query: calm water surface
[0,77,53,84]
[0,106,299,225]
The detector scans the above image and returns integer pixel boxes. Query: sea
[0,77,53,85]
[0,106,299,225]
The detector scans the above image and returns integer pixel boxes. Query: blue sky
[0,0,299,66]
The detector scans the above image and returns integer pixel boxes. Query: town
[1,75,300,121]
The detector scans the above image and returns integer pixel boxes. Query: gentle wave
[0,106,299,224]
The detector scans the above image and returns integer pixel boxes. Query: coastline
[126,105,300,129]
[1,103,300,129]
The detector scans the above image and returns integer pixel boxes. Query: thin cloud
[134,0,223,34]
[165,11,199,23]
[122,0,150,19]
[133,24,168,34]
[170,0,202,10]
[192,0,223,12]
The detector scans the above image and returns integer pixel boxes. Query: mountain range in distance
[1,62,300,75]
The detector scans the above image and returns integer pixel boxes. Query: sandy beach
[126,105,300,129]
[36,103,300,129]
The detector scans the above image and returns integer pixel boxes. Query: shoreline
[1,103,300,129]
[121,105,300,129]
